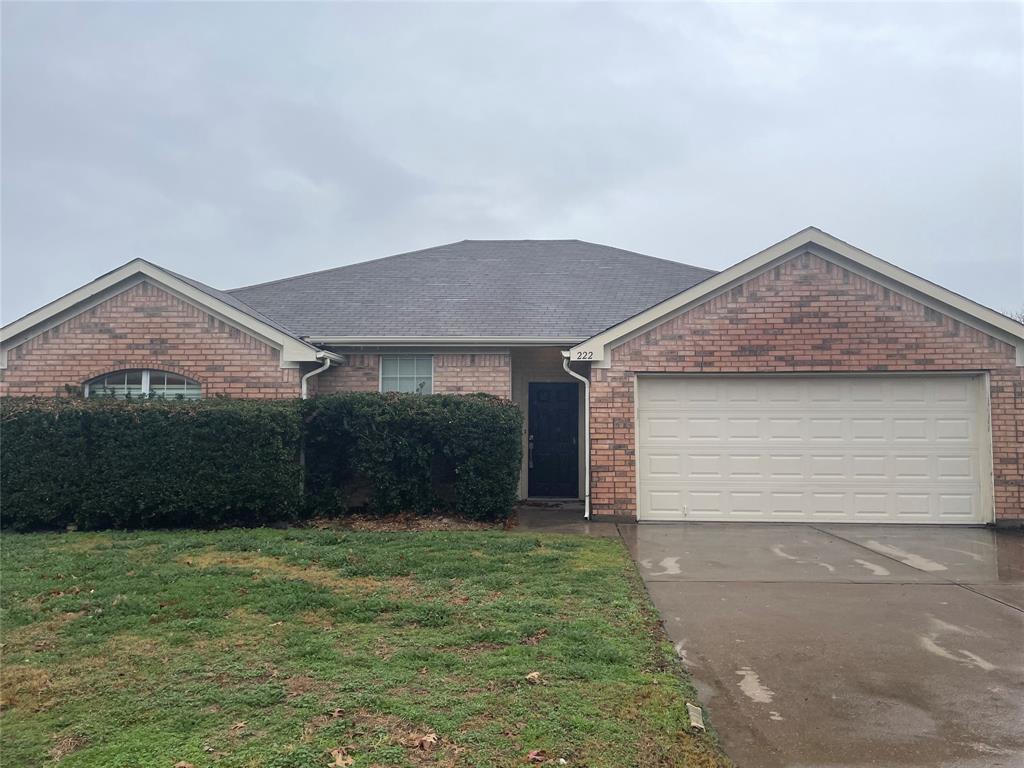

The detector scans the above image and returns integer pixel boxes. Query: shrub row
[303,392,523,522]
[0,392,523,531]
[0,397,305,531]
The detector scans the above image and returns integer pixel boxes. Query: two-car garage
[636,375,992,524]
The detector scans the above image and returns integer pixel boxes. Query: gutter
[300,351,340,399]
[561,354,591,520]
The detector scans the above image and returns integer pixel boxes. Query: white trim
[1,259,321,367]
[569,227,1024,365]
[981,371,996,525]
[308,336,585,347]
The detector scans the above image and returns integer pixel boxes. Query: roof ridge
[228,239,714,294]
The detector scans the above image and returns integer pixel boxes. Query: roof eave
[309,336,586,347]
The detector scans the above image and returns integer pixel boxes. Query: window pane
[415,377,431,394]
[381,376,399,393]
[87,369,200,400]
[398,377,416,393]
[415,357,432,376]
[399,357,415,376]
[381,357,398,377]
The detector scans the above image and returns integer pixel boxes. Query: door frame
[527,381,580,498]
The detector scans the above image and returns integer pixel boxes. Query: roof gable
[568,227,1024,366]
[0,259,322,367]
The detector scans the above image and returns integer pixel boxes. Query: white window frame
[83,369,201,400]
[378,355,434,394]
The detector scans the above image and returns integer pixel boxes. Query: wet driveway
[620,523,1024,768]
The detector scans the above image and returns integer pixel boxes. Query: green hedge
[1,397,304,531]
[303,392,523,522]
[1,392,523,530]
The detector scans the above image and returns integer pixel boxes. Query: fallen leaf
[407,732,438,751]
[521,628,549,646]
[525,671,542,684]
[328,746,354,767]
[174,762,195,768]
[229,721,246,732]
[526,749,547,763]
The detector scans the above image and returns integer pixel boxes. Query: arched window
[84,370,201,400]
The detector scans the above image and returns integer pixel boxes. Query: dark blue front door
[528,382,579,497]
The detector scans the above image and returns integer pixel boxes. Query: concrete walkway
[516,509,1024,768]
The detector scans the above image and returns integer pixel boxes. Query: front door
[528,382,579,497]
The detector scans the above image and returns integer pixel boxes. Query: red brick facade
[434,353,511,398]
[312,354,380,395]
[312,352,511,398]
[589,252,1023,522]
[0,282,302,398]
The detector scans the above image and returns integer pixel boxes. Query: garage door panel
[893,418,929,441]
[637,375,989,524]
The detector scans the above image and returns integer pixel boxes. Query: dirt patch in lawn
[305,709,461,766]
[4,610,87,655]
[309,513,504,532]
[181,550,419,596]
[48,732,88,760]
[1,665,55,711]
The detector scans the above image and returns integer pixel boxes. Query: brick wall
[0,281,302,398]
[312,354,380,395]
[589,251,1022,522]
[434,353,511,398]
[311,351,512,399]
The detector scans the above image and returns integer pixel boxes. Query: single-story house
[2,227,1022,525]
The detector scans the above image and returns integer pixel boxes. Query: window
[380,355,432,394]
[84,369,201,400]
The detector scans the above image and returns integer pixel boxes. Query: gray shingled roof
[227,240,717,339]
[159,264,306,341]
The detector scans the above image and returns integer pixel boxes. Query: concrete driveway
[620,523,1024,768]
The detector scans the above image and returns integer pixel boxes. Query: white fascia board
[0,259,321,367]
[569,227,1024,366]
[307,336,585,347]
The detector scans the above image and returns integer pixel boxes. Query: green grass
[1,528,730,767]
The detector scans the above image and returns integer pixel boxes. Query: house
[2,228,1022,525]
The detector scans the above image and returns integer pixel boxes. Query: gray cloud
[2,1,1021,323]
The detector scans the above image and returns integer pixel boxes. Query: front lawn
[1,529,729,767]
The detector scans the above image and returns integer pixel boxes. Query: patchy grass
[1,529,729,767]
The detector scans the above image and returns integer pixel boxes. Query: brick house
[3,228,1022,525]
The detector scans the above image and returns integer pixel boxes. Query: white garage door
[636,375,991,523]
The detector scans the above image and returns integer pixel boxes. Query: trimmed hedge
[1,397,304,531]
[303,392,523,521]
[1,392,523,530]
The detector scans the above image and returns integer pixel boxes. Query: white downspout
[562,355,591,520]
[300,355,332,399]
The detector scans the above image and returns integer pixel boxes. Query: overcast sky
[2,1,1022,324]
